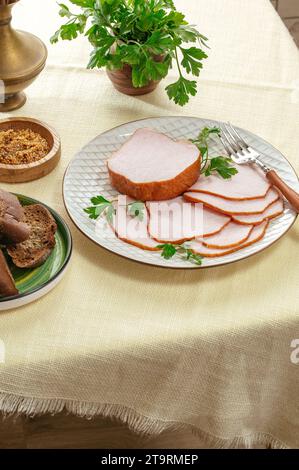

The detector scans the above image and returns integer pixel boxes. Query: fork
[219,123,299,213]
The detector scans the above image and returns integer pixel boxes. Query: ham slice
[203,222,253,249]
[201,208,231,237]
[110,196,159,251]
[189,164,271,200]
[184,188,279,215]
[147,196,230,244]
[232,199,284,225]
[147,197,203,244]
[189,220,269,257]
[107,128,201,201]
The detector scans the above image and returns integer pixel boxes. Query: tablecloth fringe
[0,392,288,449]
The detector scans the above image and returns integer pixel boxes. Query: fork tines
[219,122,249,157]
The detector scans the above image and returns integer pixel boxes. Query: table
[0,0,299,449]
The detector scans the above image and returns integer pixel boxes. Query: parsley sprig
[84,195,116,223]
[191,127,238,179]
[84,195,145,223]
[127,201,145,221]
[51,0,208,106]
[157,243,202,265]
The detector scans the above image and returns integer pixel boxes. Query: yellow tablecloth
[0,0,299,448]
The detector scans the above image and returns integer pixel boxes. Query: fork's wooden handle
[266,170,299,213]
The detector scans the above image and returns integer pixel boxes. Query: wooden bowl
[0,117,61,183]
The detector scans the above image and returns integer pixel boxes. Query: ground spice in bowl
[0,128,50,165]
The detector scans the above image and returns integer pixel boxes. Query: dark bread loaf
[0,189,30,244]
[0,249,18,297]
[7,204,57,269]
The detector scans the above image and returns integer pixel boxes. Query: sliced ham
[184,188,279,215]
[110,196,159,251]
[107,128,201,201]
[203,222,253,249]
[232,199,284,225]
[189,164,271,200]
[146,196,230,244]
[202,208,231,237]
[189,220,269,257]
[147,197,203,244]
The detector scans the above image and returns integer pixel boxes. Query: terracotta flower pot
[106,55,164,96]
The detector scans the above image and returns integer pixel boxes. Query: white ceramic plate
[63,116,298,269]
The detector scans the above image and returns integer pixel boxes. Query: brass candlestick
[0,0,47,112]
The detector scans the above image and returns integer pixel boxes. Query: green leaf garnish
[180,46,207,77]
[157,243,177,260]
[84,195,114,220]
[51,0,208,106]
[191,126,238,179]
[192,126,221,157]
[157,243,202,265]
[127,201,145,221]
[166,77,197,106]
[105,204,115,224]
[205,157,239,179]
[85,196,145,223]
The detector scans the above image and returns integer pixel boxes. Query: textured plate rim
[0,194,73,302]
[63,115,298,270]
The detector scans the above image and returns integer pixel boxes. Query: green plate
[0,194,72,310]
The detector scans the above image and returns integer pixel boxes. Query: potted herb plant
[51,0,208,106]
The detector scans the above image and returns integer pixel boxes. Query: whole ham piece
[107,128,201,201]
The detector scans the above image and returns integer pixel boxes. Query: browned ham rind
[109,197,159,251]
[202,221,254,249]
[189,220,269,257]
[147,197,204,244]
[189,164,271,200]
[232,199,284,225]
[147,196,231,244]
[184,188,279,215]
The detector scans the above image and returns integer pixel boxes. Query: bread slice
[107,128,201,201]
[7,204,57,269]
[0,189,30,244]
[0,249,18,297]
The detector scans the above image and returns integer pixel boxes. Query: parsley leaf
[84,195,113,220]
[174,25,203,43]
[205,157,239,179]
[157,244,177,260]
[51,0,208,106]
[85,196,145,223]
[191,126,238,179]
[69,0,94,6]
[90,195,110,205]
[157,243,203,265]
[180,47,207,76]
[58,3,72,18]
[192,126,221,156]
[105,204,116,224]
[166,77,197,106]
[145,57,169,81]
[184,249,202,265]
[127,201,145,221]
[145,31,174,54]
